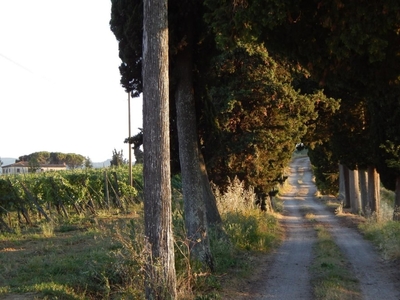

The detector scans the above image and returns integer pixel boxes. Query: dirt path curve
[232,156,400,300]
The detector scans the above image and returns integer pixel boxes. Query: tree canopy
[110,0,335,199]
[203,42,335,194]
[204,0,400,195]
[110,149,126,167]
[17,152,86,169]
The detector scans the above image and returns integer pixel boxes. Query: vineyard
[0,165,143,232]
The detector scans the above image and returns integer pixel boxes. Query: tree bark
[349,169,361,214]
[199,151,222,226]
[367,165,380,216]
[175,43,214,270]
[358,168,368,215]
[142,0,176,298]
[393,176,400,221]
[338,164,346,202]
[343,165,351,208]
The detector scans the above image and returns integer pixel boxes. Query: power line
[0,52,52,84]
[0,52,35,75]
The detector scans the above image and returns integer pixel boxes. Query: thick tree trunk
[175,43,214,270]
[343,165,351,208]
[142,0,176,298]
[338,164,346,202]
[393,176,400,221]
[358,168,368,215]
[367,166,380,216]
[349,169,361,214]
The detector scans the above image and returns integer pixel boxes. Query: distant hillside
[92,159,111,168]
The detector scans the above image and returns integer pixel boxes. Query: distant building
[1,161,67,175]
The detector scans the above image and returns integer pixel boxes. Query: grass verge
[359,218,400,260]
[304,212,362,300]
[0,224,118,299]
[0,177,283,299]
[357,187,400,261]
[210,178,284,299]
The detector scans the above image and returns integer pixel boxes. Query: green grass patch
[300,206,361,299]
[222,211,281,252]
[0,225,120,299]
[311,224,361,300]
[359,220,400,260]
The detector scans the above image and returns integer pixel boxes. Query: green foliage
[110,0,143,94]
[110,149,126,167]
[204,43,332,195]
[28,157,41,173]
[84,157,93,169]
[380,141,400,169]
[110,0,400,206]
[223,211,278,251]
[213,176,282,261]
[205,0,400,194]
[110,0,333,200]
[17,151,86,169]
[204,0,287,49]
[308,143,339,195]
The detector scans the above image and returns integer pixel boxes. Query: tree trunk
[343,165,351,208]
[349,169,361,214]
[175,42,214,270]
[367,166,380,216]
[142,0,176,298]
[393,176,400,221]
[199,151,222,226]
[338,164,346,202]
[358,168,368,215]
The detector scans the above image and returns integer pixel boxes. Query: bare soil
[221,156,400,300]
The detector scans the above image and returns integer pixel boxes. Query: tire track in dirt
[257,158,315,299]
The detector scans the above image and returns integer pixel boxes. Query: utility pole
[128,92,133,187]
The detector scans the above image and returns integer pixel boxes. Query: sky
[0,1,143,162]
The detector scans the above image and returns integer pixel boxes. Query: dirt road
[230,156,400,300]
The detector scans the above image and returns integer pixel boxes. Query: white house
[1,161,67,175]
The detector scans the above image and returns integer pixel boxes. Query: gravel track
[229,156,400,300]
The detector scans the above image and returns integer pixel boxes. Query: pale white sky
[0,1,143,162]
